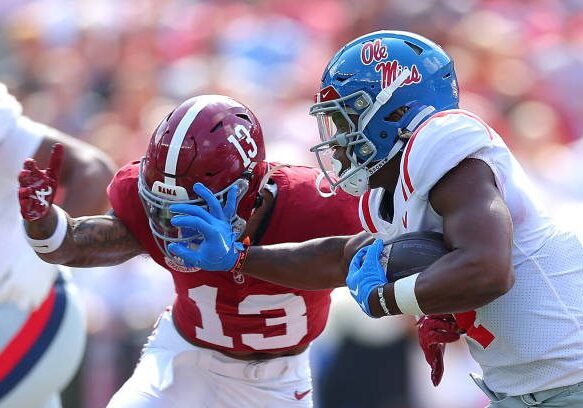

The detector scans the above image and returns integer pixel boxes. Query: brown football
[380,231,449,282]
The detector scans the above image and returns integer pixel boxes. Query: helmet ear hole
[334,73,354,82]
[384,106,410,123]
[236,113,252,123]
[404,41,423,55]
[210,121,224,133]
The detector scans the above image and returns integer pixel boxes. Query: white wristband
[393,273,425,316]
[25,205,68,253]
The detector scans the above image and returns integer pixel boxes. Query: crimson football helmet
[138,95,267,261]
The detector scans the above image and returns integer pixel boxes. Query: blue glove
[346,239,388,317]
[168,182,243,271]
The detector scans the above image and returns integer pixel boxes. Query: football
[380,231,449,282]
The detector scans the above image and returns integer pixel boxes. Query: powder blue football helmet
[310,30,459,196]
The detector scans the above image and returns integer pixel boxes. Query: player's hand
[18,143,64,221]
[346,239,388,317]
[417,314,461,386]
[168,182,243,271]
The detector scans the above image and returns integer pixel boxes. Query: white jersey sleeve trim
[401,109,495,199]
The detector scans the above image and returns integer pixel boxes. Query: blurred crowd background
[2,0,583,407]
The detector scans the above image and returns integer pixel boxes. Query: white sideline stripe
[164,98,209,186]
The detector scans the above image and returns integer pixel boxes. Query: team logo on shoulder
[164,256,201,273]
[360,39,422,90]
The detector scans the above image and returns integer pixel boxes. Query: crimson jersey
[108,162,362,353]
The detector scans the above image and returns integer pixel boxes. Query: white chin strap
[315,171,338,198]
[257,163,288,192]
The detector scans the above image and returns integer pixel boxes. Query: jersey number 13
[188,285,308,350]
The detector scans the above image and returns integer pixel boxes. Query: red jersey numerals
[454,310,495,349]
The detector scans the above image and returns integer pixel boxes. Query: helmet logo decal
[315,86,341,103]
[375,60,422,89]
[164,256,201,273]
[158,186,176,196]
[227,124,258,168]
[360,39,422,90]
[361,39,388,65]
[152,181,190,200]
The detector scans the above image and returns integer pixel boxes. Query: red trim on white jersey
[359,191,378,234]
[402,131,418,196]
[400,183,408,202]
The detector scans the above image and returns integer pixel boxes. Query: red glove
[417,314,461,386]
[18,143,64,221]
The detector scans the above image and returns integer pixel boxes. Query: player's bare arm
[240,231,372,289]
[20,143,144,267]
[368,158,514,317]
[25,207,144,267]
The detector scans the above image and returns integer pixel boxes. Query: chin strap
[256,162,289,202]
[366,139,405,177]
[315,171,337,198]
[250,162,288,213]
[257,163,288,193]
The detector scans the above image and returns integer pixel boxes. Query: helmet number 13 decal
[227,124,257,168]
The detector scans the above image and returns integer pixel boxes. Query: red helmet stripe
[163,98,209,185]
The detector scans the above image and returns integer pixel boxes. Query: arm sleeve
[403,111,495,199]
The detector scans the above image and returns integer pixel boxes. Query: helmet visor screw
[360,143,373,156]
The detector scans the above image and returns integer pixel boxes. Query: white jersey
[0,83,58,313]
[359,109,583,395]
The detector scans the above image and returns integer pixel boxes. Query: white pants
[108,310,314,408]
[0,278,86,408]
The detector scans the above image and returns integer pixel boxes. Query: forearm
[369,249,514,316]
[416,248,514,313]
[24,206,144,267]
[243,234,366,290]
[241,232,373,290]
